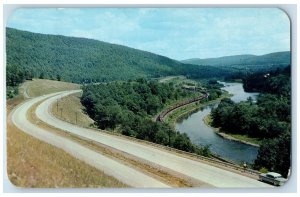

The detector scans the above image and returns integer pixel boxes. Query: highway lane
[11,91,171,188]
[36,90,273,188]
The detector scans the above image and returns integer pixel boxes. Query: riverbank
[163,89,261,148]
[164,94,230,128]
[203,115,261,147]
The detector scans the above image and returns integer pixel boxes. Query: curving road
[34,90,272,188]
[11,91,170,188]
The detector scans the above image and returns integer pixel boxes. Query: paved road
[36,90,273,188]
[11,91,171,188]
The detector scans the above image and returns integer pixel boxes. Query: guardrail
[93,123,259,176]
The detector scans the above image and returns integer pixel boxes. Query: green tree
[57,74,61,81]
[39,72,44,79]
[154,130,169,146]
[146,95,160,115]
[254,133,291,177]
[173,133,194,152]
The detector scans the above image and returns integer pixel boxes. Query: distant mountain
[182,51,291,66]
[6,28,233,83]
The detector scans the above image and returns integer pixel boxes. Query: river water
[175,82,259,164]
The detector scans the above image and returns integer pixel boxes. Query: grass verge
[7,119,127,188]
[25,79,80,98]
[50,92,94,128]
[6,81,127,188]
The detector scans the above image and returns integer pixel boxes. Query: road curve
[36,90,273,188]
[11,91,171,188]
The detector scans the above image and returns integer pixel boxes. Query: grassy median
[6,79,127,188]
[50,92,95,128]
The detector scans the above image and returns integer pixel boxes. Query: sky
[6,8,290,60]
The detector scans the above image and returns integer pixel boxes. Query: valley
[5,27,291,188]
[9,80,272,187]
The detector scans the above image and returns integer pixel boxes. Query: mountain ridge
[6,27,289,85]
[182,51,291,66]
[6,27,237,83]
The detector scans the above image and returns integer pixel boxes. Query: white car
[259,172,287,186]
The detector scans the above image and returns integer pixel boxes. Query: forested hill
[6,28,232,84]
[182,51,291,66]
[6,28,177,83]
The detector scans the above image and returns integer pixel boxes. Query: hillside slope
[182,52,290,66]
[6,28,182,83]
[7,28,233,84]
[7,28,287,84]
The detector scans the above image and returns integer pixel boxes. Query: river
[175,82,259,164]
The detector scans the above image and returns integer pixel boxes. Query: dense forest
[211,66,291,177]
[81,79,212,156]
[6,27,234,86]
[243,66,291,96]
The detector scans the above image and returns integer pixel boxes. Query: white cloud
[7,8,290,60]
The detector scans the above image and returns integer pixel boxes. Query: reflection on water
[219,81,259,103]
[175,82,259,164]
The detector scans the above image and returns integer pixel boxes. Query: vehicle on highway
[259,172,287,186]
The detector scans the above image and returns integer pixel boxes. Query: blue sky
[6,8,290,60]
